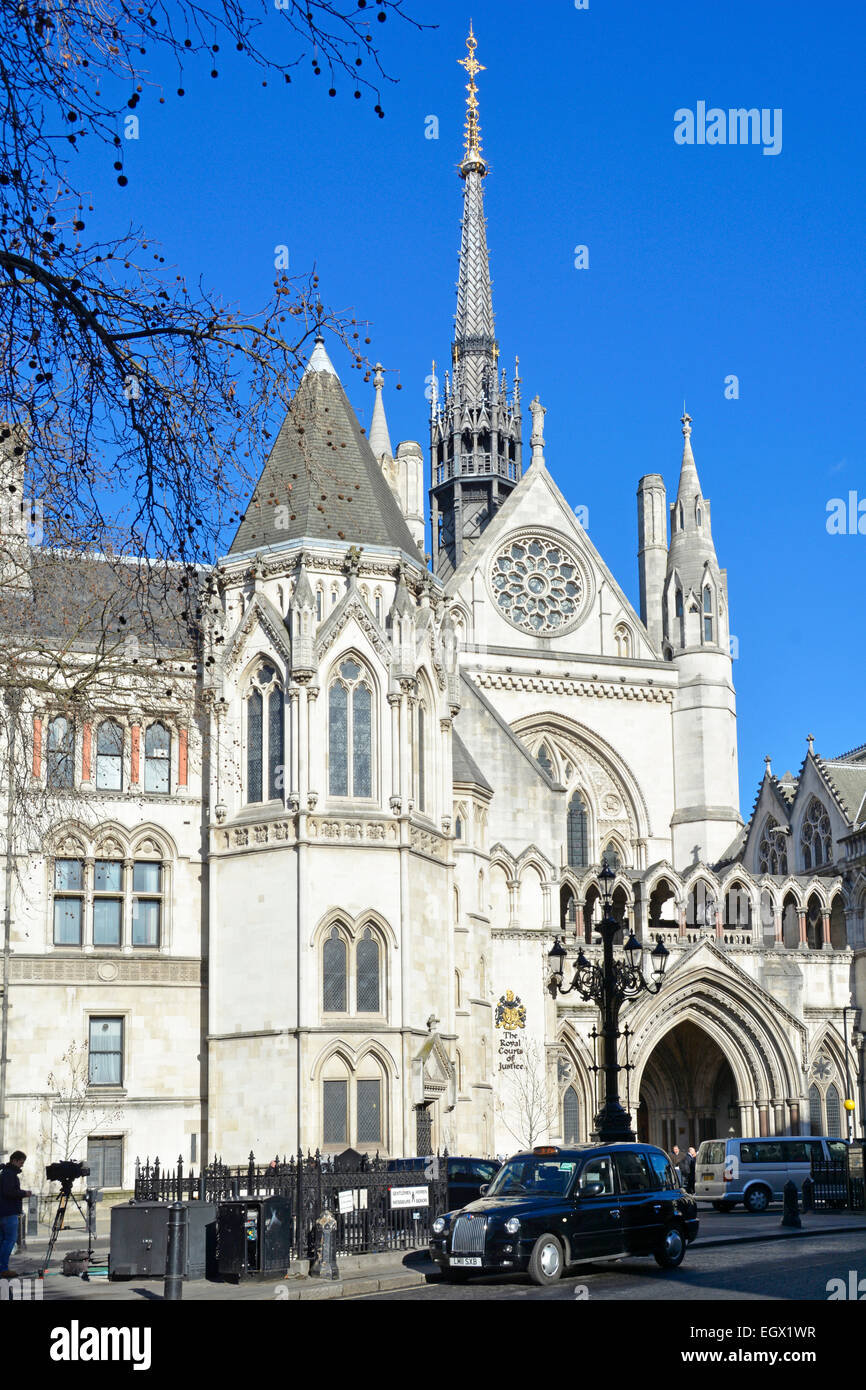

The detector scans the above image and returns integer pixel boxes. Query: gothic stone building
[2,34,864,1185]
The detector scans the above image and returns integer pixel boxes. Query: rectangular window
[93,859,122,946]
[132,861,161,946]
[613,1151,653,1193]
[86,1136,123,1188]
[356,1079,381,1144]
[323,1080,347,1145]
[53,859,84,945]
[88,1017,123,1086]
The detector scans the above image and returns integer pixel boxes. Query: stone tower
[429,25,523,579]
[662,412,741,866]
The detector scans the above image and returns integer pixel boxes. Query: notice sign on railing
[390,1186,429,1209]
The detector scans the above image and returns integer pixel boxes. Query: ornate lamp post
[548,863,670,1143]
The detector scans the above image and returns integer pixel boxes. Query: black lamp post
[548,863,669,1143]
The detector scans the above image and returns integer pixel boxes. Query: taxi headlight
[505,1216,521,1235]
[432,1217,446,1235]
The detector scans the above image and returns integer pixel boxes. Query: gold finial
[458,22,486,168]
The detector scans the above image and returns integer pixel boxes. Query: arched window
[328,658,373,799]
[47,716,75,789]
[455,816,463,840]
[703,587,713,642]
[315,588,323,622]
[417,703,427,813]
[567,793,589,869]
[246,664,284,804]
[809,1084,823,1136]
[95,720,123,791]
[825,1084,841,1138]
[614,624,632,659]
[601,843,622,874]
[800,797,832,871]
[758,817,788,875]
[322,926,347,1013]
[563,1085,580,1143]
[356,928,380,1013]
[144,722,170,794]
[536,743,554,778]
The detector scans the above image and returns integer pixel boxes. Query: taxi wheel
[528,1233,564,1286]
[653,1222,686,1269]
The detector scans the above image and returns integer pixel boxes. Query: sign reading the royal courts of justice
[495,990,527,1071]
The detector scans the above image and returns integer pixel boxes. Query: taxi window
[647,1150,679,1190]
[827,1141,848,1160]
[578,1156,614,1195]
[614,1151,653,1193]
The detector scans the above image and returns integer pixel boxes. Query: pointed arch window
[601,843,622,874]
[144,722,170,794]
[758,816,788,875]
[567,793,589,869]
[536,743,554,778]
[825,1084,841,1138]
[563,1085,580,1143]
[800,797,832,871]
[356,928,380,1013]
[416,703,427,813]
[703,587,713,642]
[328,658,374,799]
[47,716,75,789]
[808,1084,823,1136]
[613,624,632,659]
[323,926,347,1013]
[246,665,284,804]
[96,720,124,791]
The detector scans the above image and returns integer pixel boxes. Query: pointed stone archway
[626,941,806,1144]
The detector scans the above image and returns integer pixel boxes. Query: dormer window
[703,587,713,642]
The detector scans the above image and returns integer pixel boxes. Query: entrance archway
[638,1020,737,1152]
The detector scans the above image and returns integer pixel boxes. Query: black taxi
[429,1143,699,1285]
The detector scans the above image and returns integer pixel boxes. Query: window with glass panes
[323,926,347,1012]
[53,859,84,944]
[356,928,380,1013]
[245,665,284,804]
[95,720,123,790]
[356,1079,381,1144]
[132,861,162,945]
[47,716,75,789]
[328,659,373,798]
[87,1136,123,1188]
[322,1079,347,1144]
[88,1017,123,1085]
[93,860,123,946]
[567,793,589,868]
[144,722,170,793]
[563,1085,580,1142]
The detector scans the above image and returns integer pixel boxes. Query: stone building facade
[1,31,863,1183]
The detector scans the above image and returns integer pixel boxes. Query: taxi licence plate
[450,1257,482,1267]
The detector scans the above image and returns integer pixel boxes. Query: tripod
[41,1179,95,1276]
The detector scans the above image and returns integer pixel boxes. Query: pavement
[8,1203,866,1302]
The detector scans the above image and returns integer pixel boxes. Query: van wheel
[528,1234,564,1286]
[744,1186,771,1213]
[654,1223,686,1269]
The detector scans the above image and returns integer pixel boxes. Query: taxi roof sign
[532,1146,559,1155]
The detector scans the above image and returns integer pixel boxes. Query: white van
[695,1136,848,1212]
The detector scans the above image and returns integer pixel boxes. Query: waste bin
[109,1202,217,1280]
[216,1196,293,1280]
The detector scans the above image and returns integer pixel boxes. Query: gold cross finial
[458,23,486,167]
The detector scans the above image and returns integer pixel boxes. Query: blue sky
[80,0,866,809]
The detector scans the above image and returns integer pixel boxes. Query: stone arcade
[1,30,863,1182]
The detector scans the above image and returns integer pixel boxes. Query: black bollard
[780,1179,802,1229]
[164,1202,188,1300]
[801,1176,814,1213]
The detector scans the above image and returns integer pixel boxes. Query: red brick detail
[81,723,92,782]
[130,724,140,784]
[178,726,188,787]
[32,716,42,778]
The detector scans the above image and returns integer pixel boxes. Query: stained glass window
[800,798,832,872]
[329,660,373,799]
[357,929,380,1013]
[323,926,347,1012]
[329,682,348,796]
[490,536,585,635]
[567,793,589,869]
[268,690,283,800]
[353,684,372,797]
[96,720,123,790]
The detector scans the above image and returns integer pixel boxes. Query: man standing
[0,1151,31,1276]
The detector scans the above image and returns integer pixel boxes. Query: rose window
[490,537,585,634]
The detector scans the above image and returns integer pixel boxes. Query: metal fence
[810,1160,866,1212]
[133,1150,449,1258]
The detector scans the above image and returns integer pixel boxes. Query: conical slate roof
[228,340,418,557]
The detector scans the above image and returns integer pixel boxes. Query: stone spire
[428,25,523,579]
[369,364,393,461]
[664,411,727,654]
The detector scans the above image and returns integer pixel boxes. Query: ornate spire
[369,363,393,460]
[675,408,701,504]
[458,21,486,174]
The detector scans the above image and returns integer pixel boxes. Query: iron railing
[133,1150,449,1257]
[810,1159,866,1211]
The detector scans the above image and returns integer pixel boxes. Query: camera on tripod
[46,1160,90,1184]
